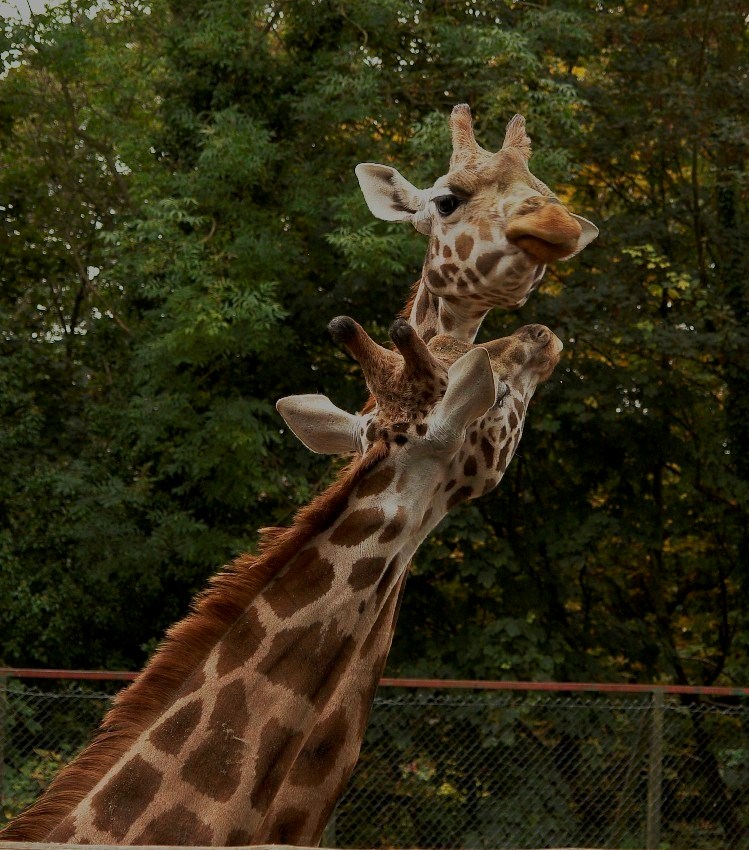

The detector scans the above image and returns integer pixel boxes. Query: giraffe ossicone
[356,104,599,342]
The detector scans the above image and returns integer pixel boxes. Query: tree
[2,0,749,697]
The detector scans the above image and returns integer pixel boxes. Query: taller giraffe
[356,104,598,343]
[0,318,562,847]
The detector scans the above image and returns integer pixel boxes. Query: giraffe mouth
[506,204,583,264]
[513,234,577,264]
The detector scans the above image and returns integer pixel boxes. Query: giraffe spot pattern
[149,698,203,756]
[482,477,498,496]
[289,706,348,787]
[329,507,385,547]
[249,718,305,810]
[379,506,406,543]
[427,269,445,289]
[178,667,206,697]
[355,465,396,498]
[216,604,267,677]
[180,679,248,801]
[265,807,310,845]
[415,290,430,324]
[463,455,477,477]
[265,548,335,619]
[509,411,519,430]
[455,233,474,260]
[257,621,356,706]
[134,804,213,846]
[480,436,494,467]
[91,754,162,839]
[375,558,401,605]
[226,827,253,846]
[497,444,512,473]
[476,250,504,277]
[360,581,398,660]
[447,485,473,510]
[348,555,387,590]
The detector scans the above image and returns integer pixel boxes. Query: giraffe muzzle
[506,201,583,263]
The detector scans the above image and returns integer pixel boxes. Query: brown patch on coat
[216,605,267,677]
[288,706,348,787]
[265,549,335,619]
[257,621,356,706]
[349,556,388,591]
[180,680,248,801]
[263,807,310,845]
[149,699,203,756]
[90,755,162,839]
[455,233,474,261]
[379,506,407,543]
[355,465,396,498]
[329,507,385,547]
[249,719,305,810]
[135,805,213,846]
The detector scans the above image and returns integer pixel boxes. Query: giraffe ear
[568,214,599,255]
[355,163,432,234]
[428,348,497,450]
[276,395,361,455]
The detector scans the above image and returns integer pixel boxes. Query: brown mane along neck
[0,441,390,843]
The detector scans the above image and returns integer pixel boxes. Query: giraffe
[0,316,562,847]
[262,105,598,842]
[356,103,599,344]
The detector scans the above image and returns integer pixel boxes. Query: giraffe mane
[0,440,391,842]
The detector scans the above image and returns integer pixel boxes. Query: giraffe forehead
[441,149,540,197]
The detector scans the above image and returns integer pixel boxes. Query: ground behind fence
[2,671,749,849]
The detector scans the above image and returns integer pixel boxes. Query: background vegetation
[1,0,748,690]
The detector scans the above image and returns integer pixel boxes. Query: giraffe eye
[434,194,461,217]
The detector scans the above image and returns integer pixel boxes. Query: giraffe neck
[407,218,549,344]
[7,449,455,847]
[254,382,538,846]
[405,275,489,344]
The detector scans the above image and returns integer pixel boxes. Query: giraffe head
[356,104,598,314]
[277,316,562,504]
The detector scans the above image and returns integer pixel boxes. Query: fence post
[0,673,6,803]
[646,688,664,849]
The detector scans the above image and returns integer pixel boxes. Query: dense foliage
[1,0,748,691]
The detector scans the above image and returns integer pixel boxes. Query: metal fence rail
[2,672,749,849]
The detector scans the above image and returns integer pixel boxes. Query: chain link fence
[2,675,749,849]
